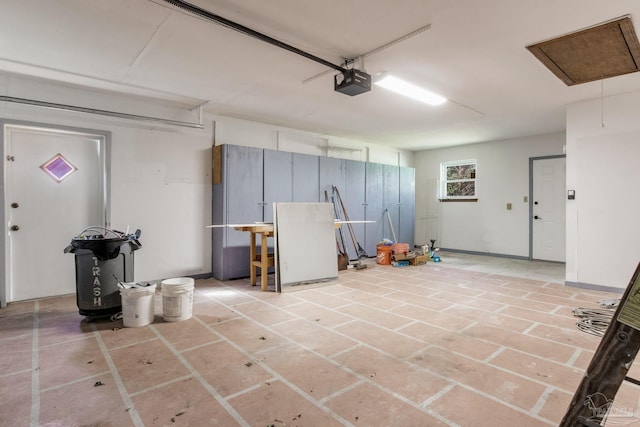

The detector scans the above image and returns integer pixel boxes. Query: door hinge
[6,155,14,161]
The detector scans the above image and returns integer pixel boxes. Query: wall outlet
[523,196,528,202]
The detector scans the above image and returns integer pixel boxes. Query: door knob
[10,225,19,231]
[534,215,542,220]
[10,202,18,208]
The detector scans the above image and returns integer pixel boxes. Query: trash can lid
[65,227,141,259]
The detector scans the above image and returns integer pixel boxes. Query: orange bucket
[376,245,392,265]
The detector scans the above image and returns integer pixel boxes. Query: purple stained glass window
[40,154,77,182]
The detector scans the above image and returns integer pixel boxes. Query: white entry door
[532,157,566,262]
[5,125,105,302]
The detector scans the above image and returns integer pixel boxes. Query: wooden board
[274,203,338,291]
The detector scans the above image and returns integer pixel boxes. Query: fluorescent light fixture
[374,74,447,106]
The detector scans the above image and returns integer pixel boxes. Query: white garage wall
[413,133,565,256]
[109,125,213,280]
[0,105,214,283]
[11,74,638,293]
[213,115,413,167]
[566,91,640,291]
[0,73,412,288]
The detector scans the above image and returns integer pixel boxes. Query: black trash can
[64,227,142,317]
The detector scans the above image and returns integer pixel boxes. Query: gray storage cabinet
[293,153,320,203]
[343,159,366,258]
[212,144,263,280]
[364,162,384,255]
[212,144,415,280]
[383,164,400,245]
[263,149,292,223]
[263,150,320,221]
[319,157,367,260]
[319,156,344,202]
[399,167,416,246]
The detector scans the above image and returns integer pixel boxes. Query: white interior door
[5,125,105,302]
[532,157,566,262]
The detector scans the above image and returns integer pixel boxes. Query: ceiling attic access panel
[526,16,640,86]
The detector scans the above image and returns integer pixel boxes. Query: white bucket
[120,283,156,327]
[161,277,194,322]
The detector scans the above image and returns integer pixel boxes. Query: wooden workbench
[233,224,274,291]
[226,219,366,291]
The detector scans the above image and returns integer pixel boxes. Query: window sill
[439,198,478,202]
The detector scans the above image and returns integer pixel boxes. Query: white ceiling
[2,0,640,151]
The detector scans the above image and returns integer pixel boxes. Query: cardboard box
[410,255,428,266]
[392,253,410,262]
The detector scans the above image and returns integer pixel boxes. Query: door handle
[534,215,542,220]
[10,225,19,231]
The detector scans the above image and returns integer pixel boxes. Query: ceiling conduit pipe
[162,0,349,73]
[0,95,205,129]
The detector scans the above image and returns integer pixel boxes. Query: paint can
[120,283,156,327]
[161,277,194,322]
